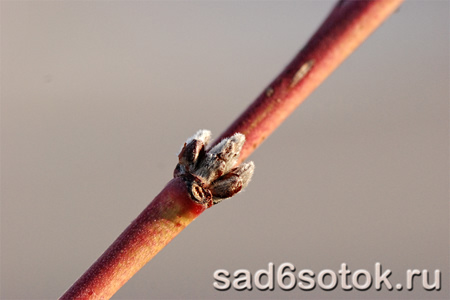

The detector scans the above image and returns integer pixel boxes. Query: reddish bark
[215,0,404,164]
[60,178,205,299]
[61,1,404,298]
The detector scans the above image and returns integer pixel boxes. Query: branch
[60,0,404,298]
[216,0,404,163]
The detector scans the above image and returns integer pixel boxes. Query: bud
[174,130,255,207]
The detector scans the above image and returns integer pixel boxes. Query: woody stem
[215,0,404,164]
[60,0,404,298]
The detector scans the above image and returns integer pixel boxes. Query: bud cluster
[174,130,254,207]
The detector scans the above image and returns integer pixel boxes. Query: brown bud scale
[174,130,254,207]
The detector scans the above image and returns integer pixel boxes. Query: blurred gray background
[1,1,448,299]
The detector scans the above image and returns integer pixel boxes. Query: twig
[216,0,404,163]
[60,0,404,298]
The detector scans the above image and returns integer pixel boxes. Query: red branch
[61,178,205,299]
[60,1,404,298]
[216,0,404,164]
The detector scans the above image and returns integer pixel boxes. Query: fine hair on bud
[174,130,254,207]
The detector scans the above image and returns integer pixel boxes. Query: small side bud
[174,130,211,177]
[210,162,255,205]
[210,173,242,202]
[232,161,255,190]
[195,133,245,183]
[174,130,254,207]
[178,140,205,171]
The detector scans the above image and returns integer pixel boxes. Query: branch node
[174,130,255,207]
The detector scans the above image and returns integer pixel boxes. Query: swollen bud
[174,130,255,207]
